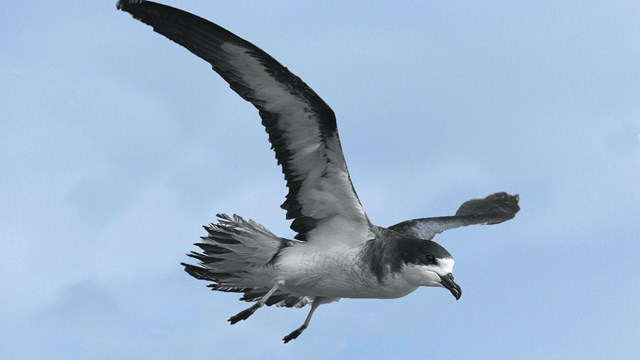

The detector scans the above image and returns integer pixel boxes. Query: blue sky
[2,1,639,359]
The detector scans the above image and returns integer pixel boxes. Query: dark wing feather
[118,1,371,246]
[389,192,520,240]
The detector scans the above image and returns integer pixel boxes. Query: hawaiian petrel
[117,0,520,343]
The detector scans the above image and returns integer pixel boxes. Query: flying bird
[117,0,520,343]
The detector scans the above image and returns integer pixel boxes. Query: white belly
[275,245,419,299]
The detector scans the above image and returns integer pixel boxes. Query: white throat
[402,257,455,287]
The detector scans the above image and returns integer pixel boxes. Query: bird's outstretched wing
[117,1,372,247]
[389,192,520,240]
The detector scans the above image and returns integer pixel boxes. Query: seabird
[117,0,520,343]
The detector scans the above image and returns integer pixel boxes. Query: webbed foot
[282,325,306,343]
[228,303,260,324]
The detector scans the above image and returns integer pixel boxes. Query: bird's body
[117,0,520,343]
[275,230,450,300]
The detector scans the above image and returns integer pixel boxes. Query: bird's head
[399,239,461,300]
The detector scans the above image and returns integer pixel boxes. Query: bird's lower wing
[389,192,520,240]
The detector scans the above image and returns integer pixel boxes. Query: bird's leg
[282,297,326,343]
[228,280,284,325]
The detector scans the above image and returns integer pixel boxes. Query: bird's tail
[182,214,308,307]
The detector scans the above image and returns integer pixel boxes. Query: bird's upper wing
[389,192,520,240]
[117,1,373,247]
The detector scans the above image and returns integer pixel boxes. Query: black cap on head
[397,238,452,266]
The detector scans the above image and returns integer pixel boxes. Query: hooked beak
[439,273,462,300]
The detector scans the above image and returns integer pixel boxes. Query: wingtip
[454,191,520,224]
[116,0,144,11]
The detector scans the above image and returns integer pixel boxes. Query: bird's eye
[425,254,435,263]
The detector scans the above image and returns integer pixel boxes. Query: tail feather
[183,214,310,308]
